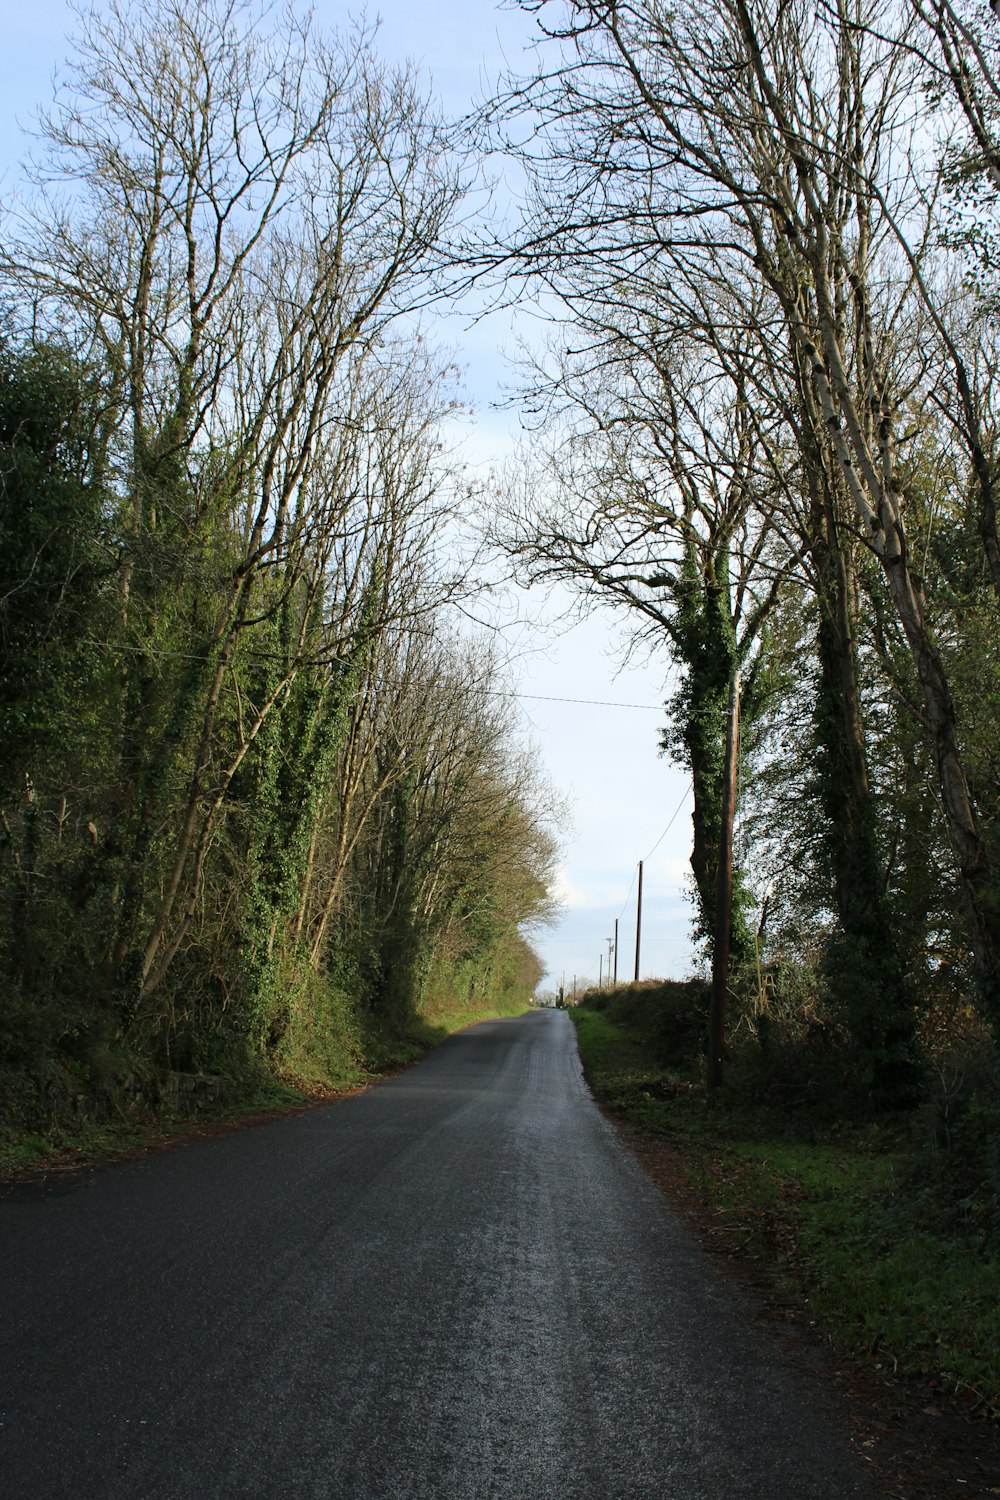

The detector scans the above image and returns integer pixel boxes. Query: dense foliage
[0,0,557,1132]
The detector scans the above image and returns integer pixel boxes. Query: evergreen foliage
[0,1,557,1129]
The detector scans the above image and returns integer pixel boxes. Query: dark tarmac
[0,1009,877,1498]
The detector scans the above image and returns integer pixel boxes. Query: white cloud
[548,868,589,910]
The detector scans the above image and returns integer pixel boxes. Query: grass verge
[571,998,1000,1415]
[0,1077,310,1180]
[0,1000,527,1181]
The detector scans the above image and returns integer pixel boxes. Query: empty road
[0,1009,875,1498]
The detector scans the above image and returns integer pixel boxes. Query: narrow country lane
[0,1011,876,1499]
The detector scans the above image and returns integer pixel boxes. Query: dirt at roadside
[610,1111,1000,1500]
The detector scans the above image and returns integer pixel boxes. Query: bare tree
[492,304,791,972]
[493,0,1000,1031]
[348,628,560,1020]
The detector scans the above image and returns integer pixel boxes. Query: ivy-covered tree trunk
[234,596,365,1054]
[370,772,424,1026]
[664,541,754,972]
[809,481,921,1102]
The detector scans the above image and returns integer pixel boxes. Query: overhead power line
[642,786,691,862]
[81,641,664,712]
[613,785,691,926]
[512,691,662,710]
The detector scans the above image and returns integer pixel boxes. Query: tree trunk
[809,475,921,1099]
[884,547,1000,1031]
[708,670,740,1090]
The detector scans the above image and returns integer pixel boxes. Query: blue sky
[0,0,699,992]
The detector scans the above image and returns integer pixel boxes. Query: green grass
[571,998,1000,1412]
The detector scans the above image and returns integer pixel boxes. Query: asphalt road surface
[0,1009,877,1499]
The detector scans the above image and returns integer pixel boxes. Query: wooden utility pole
[613,919,619,986]
[599,952,603,988]
[708,669,741,1090]
[633,860,643,982]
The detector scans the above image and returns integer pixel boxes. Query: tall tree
[494,0,1000,1038]
[1,0,463,1018]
